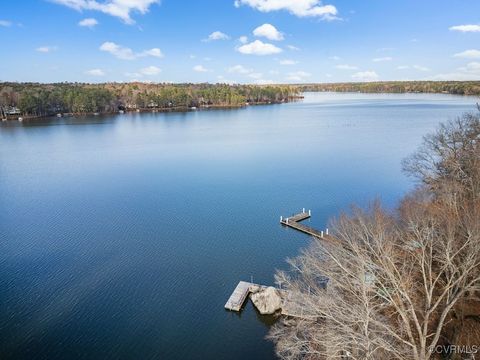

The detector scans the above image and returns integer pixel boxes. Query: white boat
[190,106,197,110]
[119,110,124,114]
[57,113,62,117]
[18,117,23,122]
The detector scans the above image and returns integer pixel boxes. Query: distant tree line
[0,82,300,117]
[298,81,480,96]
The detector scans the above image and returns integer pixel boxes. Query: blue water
[0,92,478,359]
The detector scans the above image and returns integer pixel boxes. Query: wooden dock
[224,281,268,311]
[280,209,329,238]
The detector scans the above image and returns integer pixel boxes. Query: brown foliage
[269,112,480,360]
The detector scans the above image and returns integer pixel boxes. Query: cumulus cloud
[279,59,298,65]
[78,18,98,27]
[449,24,480,33]
[50,0,158,24]
[286,70,311,81]
[238,36,248,44]
[335,64,358,70]
[193,65,210,72]
[203,31,230,41]
[85,68,105,76]
[237,40,282,55]
[372,57,392,62]
[0,20,12,27]
[100,42,164,60]
[234,0,338,20]
[140,65,161,75]
[431,62,480,80]
[253,23,284,41]
[100,41,135,59]
[453,49,480,59]
[228,64,253,74]
[141,48,164,58]
[352,71,379,81]
[36,46,57,53]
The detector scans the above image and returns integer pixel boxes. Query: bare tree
[269,112,480,360]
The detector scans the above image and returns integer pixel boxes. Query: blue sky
[1,0,480,84]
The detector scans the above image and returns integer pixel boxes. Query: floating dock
[225,281,267,311]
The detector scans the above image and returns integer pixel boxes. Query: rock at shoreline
[250,286,282,315]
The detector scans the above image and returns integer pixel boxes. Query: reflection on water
[0,92,478,360]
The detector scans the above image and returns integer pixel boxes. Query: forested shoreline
[0,82,300,119]
[298,80,480,96]
[2,81,479,121]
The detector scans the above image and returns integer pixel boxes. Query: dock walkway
[280,209,329,239]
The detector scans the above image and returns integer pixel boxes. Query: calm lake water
[0,92,478,359]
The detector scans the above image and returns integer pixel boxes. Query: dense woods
[299,81,480,96]
[269,111,480,359]
[0,82,299,118]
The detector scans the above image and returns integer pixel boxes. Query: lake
[0,92,478,360]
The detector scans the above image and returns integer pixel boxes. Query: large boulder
[250,286,282,315]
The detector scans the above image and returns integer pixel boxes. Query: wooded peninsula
[0,82,299,119]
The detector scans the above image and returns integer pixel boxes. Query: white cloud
[140,66,161,75]
[0,20,12,27]
[36,46,57,53]
[234,0,338,20]
[279,59,298,65]
[100,42,164,60]
[100,41,136,59]
[193,65,210,72]
[352,71,379,81]
[203,31,230,41]
[397,65,410,70]
[413,65,430,72]
[286,70,311,81]
[453,49,480,59]
[141,48,164,58]
[329,55,341,60]
[228,64,253,74]
[431,63,480,80]
[78,18,98,28]
[237,40,282,55]
[238,36,248,44]
[51,0,158,24]
[85,68,105,76]
[286,45,300,51]
[458,61,480,74]
[449,24,480,33]
[335,64,358,70]
[372,56,392,62]
[253,23,284,41]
